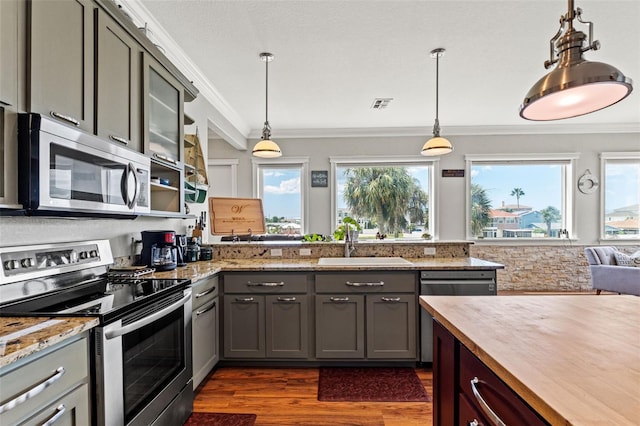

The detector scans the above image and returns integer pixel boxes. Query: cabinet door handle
[470,377,506,426]
[153,153,177,165]
[468,421,480,426]
[247,281,284,287]
[345,281,384,287]
[109,135,129,145]
[330,296,349,302]
[195,287,215,298]
[41,404,66,426]
[0,367,65,414]
[50,111,80,126]
[196,300,216,316]
[236,297,254,303]
[381,296,401,302]
[277,297,296,302]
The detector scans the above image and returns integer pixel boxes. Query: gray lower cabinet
[223,273,310,359]
[95,7,142,151]
[315,272,417,360]
[0,333,91,426]
[192,275,219,389]
[28,0,94,132]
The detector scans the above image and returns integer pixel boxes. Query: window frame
[465,153,579,242]
[252,156,309,235]
[329,155,438,239]
[600,151,640,241]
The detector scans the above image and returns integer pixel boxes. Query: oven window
[50,143,127,205]
[122,304,184,423]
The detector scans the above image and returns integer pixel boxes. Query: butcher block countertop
[419,295,640,426]
[0,317,98,368]
[150,257,503,281]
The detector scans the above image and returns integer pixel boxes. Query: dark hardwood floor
[193,367,433,425]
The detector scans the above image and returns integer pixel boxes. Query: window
[466,154,577,240]
[601,152,640,240]
[330,156,435,240]
[253,157,308,236]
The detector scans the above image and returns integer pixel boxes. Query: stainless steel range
[0,240,193,426]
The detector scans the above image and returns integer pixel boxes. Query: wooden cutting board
[208,197,266,235]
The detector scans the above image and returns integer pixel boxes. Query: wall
[208,131,639,291]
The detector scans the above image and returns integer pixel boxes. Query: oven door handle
[105,290,191,339]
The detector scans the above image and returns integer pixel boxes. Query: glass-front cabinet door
[144,56,184,165]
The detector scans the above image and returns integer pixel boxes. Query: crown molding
[248,122,640,139]
[120,0,251,141]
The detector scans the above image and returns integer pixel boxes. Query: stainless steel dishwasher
[420,270,497,363]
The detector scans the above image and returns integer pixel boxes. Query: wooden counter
[420,295,640,425]
[0,316,98,368]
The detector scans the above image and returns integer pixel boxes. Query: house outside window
[466,153,577,240]
[253,157,309,236]
[330,156,436,240]
[601,152,640,240]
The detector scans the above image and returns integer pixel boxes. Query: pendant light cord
[435,53,439,123]
[265,57,269,124]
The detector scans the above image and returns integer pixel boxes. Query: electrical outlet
[423,247,436,255]
[299,248,311,256]
[270,248,283,257]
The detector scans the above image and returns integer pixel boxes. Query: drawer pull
[195,287,215,298]
[236,297,255,303]
[0,367,65,414]
[41,404,66,426]
[330,296,349,302]
[381,296,401,302]
[50,111,79,126]
[277,297,296,302]
[471,377,506,426]
[247,281,284,287]
[109,135,129,145]
[345,281,384,287]
[468,421,480,426]
[195,300,216,316]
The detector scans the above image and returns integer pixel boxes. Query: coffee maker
[139,230,178,271]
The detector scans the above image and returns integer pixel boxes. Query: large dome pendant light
[520,0,633,121]
[422,48,453,156]
[252,52,282,158]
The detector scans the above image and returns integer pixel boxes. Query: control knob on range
[21,258,35,268]
[89,250,99,258]
[3,260,20,270]
[79,251,89,260]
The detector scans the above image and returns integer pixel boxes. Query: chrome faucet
[344,228,355,257]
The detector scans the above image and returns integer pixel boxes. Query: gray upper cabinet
[95,8,141,151]
[0,0,20,207]
[27,0,94,132]
[0,0,18,107]
[144,56,184,165]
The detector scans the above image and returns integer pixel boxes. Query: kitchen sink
[317,257,413,266]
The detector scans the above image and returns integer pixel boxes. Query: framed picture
[311,170,328,187]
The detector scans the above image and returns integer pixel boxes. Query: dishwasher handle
[420,279,495,286]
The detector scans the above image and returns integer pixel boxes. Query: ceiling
[132,0,639,141]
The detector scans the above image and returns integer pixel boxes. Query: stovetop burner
[0,240,190,324]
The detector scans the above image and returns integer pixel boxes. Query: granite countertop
[149,257,504,281]
[419,295,640,426]
[0,316,99,368]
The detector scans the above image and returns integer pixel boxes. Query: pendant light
[520,0,633,121]
[252,52,282,158]
[422,48,453,156]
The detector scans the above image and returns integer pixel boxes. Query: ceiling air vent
[371,98,393,110]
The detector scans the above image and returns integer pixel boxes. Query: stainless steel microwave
[18,113,150,217]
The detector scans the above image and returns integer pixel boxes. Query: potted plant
[333,216,362,241]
